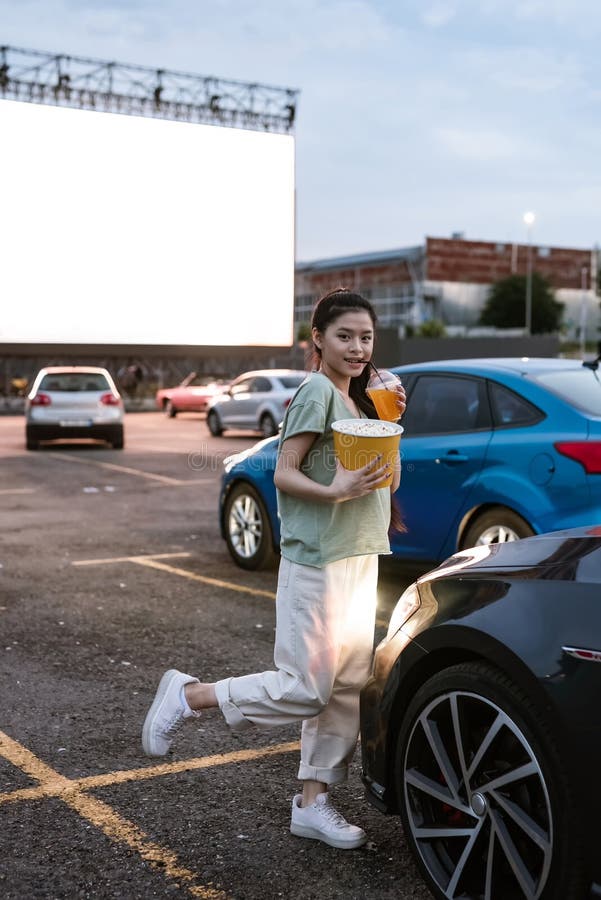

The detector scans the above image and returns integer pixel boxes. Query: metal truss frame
[0,44,298,134]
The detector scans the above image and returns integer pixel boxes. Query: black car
[360,525,601,899]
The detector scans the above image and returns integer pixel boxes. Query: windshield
[279,375,306,389]
[185,374,221,387]
[531,368,601,416]
[40,373,110,392]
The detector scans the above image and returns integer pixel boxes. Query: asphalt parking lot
[0,411,431,900]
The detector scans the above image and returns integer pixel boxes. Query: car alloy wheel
[224,483,275,570]
[462,506,534,549]
[477,524,521,543]
[396,663,585,900]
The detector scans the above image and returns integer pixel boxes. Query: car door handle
[435,451,469,465]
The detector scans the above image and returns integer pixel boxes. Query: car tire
[111,427,124,450]
[394,662,587,900]
[26,434,39,451]
[223,482,276,570]
[260,412,277,438]
[165,400,177,418]
[462,506,534,549]
[207,410,223,437]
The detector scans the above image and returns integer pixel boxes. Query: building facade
[295,236,599,340]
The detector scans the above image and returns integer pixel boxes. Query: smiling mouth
[345,358,369,364]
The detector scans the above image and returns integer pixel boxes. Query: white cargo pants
[214,554,378,785]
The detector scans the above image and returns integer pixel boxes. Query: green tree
[417,318,446,338]
[479,273,563,334]
[296,321,311,343]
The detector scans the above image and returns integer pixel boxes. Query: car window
[252,377,272,392]
[489,381,544,427]
[403,375,489,435]
[187,374,214,387]
[278,375,306,389]
[392,372,416,396]
[230,378,255,396]
[530,369,601,416]
[40,373,110,392]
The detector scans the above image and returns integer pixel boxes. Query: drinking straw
[368,360,391,390]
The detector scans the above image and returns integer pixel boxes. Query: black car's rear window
[531,368,601,416]
[40,373,110,392]
[278,375,306,389]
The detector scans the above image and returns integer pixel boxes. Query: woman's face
[313,310,374,381]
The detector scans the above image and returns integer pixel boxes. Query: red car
[155,373,229,417]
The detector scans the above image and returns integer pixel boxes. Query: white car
[206,369,307,437]
[25,366,124,450]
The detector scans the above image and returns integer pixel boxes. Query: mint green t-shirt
[276,372,392,567]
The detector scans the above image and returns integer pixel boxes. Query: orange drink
[366,387,401,422]
[332,419,403,489]
[366,369,402,422]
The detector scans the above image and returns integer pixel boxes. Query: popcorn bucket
[332,419,404,489]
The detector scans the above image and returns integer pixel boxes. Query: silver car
[206,369,307,437]
[25,366,124,450]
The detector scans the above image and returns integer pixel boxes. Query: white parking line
[73,552,193,566]
[72,553,278,600]
[49,452,201,485]
[71,552,389,625]
[0,488,36,495]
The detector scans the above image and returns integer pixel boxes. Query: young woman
[142,288,406,850]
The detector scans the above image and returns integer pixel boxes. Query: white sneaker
[142,669,200,757]
[290,792,367,849]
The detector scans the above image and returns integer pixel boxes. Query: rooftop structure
[295,236,599,340]
[0,44,298,134]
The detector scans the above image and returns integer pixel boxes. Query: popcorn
[332,419,401,437]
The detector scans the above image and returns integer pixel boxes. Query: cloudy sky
[1,0,599,260]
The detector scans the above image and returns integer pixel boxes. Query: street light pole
[580,265,589,359]
[523,212,535,335]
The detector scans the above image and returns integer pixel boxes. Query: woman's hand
[328,456,391,502]
[394,382,407,419]
[275,433,392,504]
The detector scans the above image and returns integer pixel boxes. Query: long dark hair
[310,287,378,418]
[310,287,406,533]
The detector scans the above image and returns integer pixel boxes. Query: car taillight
[283,398,292,408]
[30,393,51,406]
[100,393,121,406]
[555,441,601,474]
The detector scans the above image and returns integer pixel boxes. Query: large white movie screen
[0,100,295,346]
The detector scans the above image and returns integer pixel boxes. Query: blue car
[219,357,601,570]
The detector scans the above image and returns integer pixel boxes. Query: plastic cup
[332,419,404,489]
[366,370,402,422]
